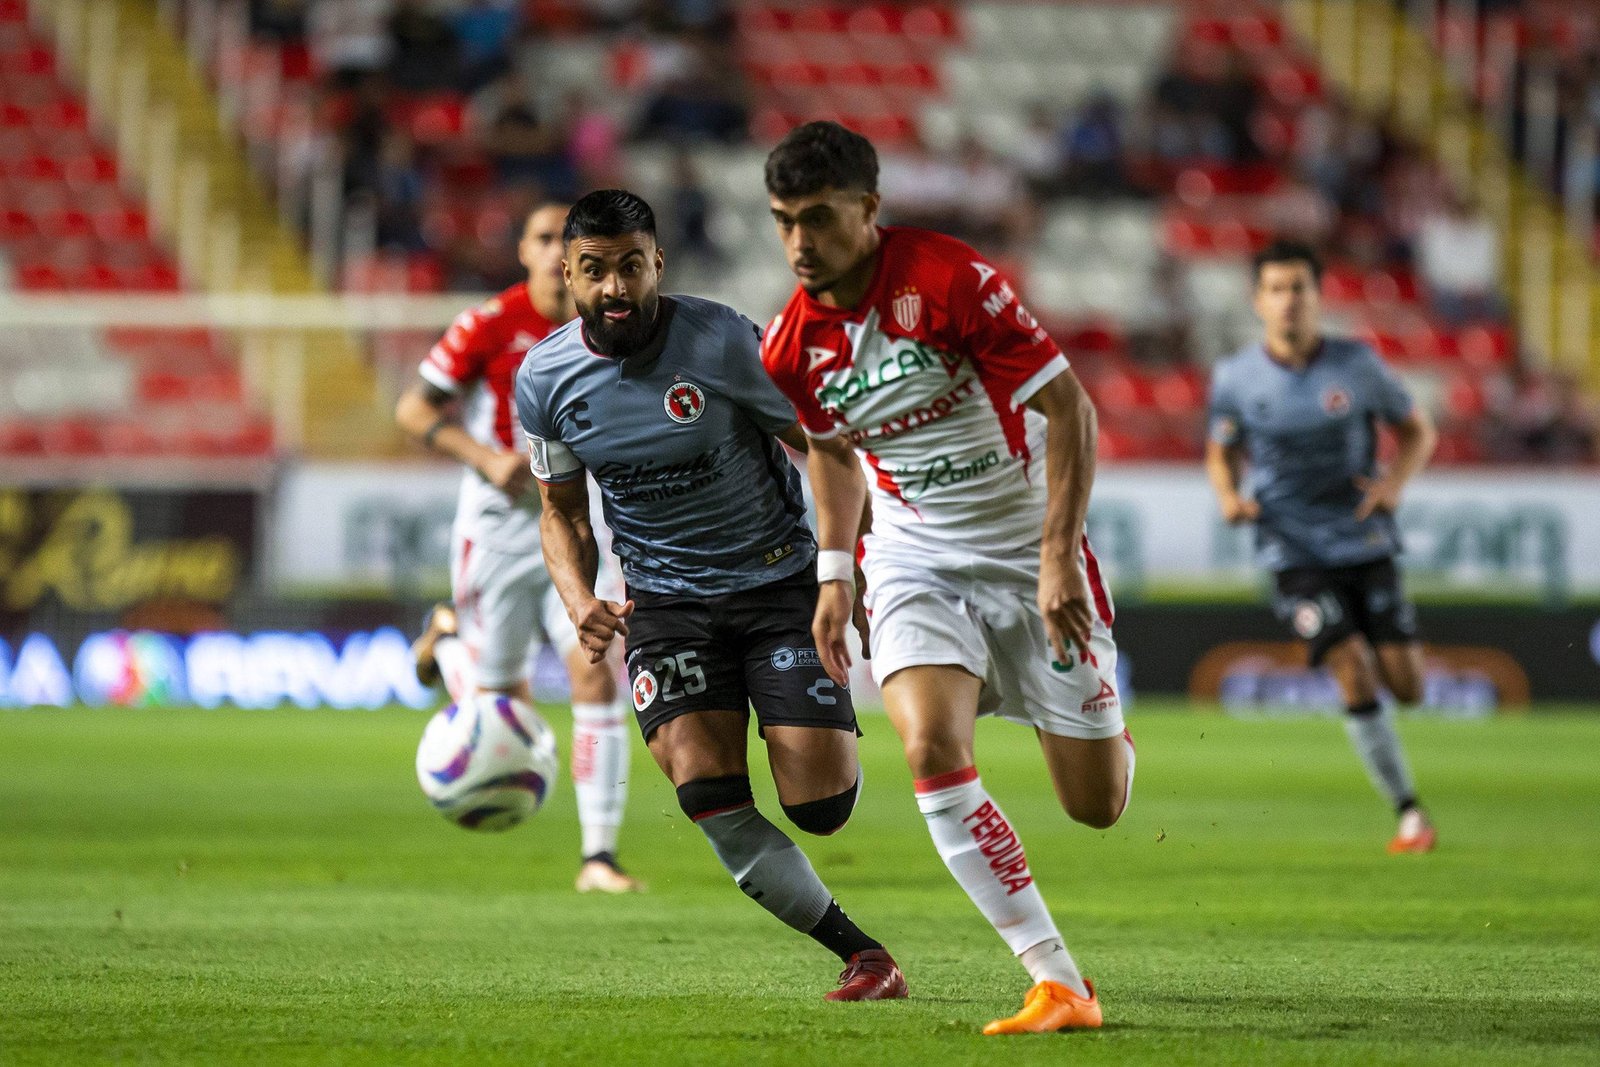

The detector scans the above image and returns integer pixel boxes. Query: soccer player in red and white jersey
[760,122,1135,1034]
[396,203,642,894]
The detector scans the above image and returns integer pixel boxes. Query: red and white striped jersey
[762,227,1072,559]
[420,283,559,550]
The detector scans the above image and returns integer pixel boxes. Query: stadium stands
[2,0,1594,464]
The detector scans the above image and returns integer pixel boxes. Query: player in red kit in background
[760,122,1135,1034]
[396,202,642,894]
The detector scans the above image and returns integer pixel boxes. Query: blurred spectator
[563,90,625,189]
[634,32,748,143]
[307,0,391,90]
[484,79,578,198]
[387,0,462,94]
[1416,197,1505,325]
[1009,105,1067,197]
[249,0,309,42]
[1151,41,1261,163]
[663,150,721,267]
[371,131,428,252]
[450,0,519,93]
[1488,369,1600,462]
[1059,91,1131,198]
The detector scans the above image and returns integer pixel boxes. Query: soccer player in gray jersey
[516,189,906,1000]
[1206,239,1439,854]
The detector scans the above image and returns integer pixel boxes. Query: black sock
[806,900,881,962]
[583,850,619,868]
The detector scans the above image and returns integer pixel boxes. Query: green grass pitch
[3,702,1598,1065]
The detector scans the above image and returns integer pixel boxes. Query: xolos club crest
[663,380,706,424]
[1321,385,1351,416]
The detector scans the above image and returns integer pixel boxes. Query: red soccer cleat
[824,949,908,1002]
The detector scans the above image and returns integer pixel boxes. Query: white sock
[572,700,631,859]
[433,635,475,706]
[914,767,1087,997]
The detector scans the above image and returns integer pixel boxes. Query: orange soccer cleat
[1388,808,1438,854]
[824,949,908,1002]
[983,979,1103,1035]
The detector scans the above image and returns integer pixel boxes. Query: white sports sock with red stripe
[432,635,475,706]
[915,767,1087,996]
[572,700,631,858]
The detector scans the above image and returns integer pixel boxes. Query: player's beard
[579,291,660,359]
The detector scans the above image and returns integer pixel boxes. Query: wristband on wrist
[816,549,856,591]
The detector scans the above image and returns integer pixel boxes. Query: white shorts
[450,533,624,688]
[862,536,1125,740]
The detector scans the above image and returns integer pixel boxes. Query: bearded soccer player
[516,188,906,1001]
[1206,239,1439,854]
[760,121,1134,1034]
[395,202,642,894]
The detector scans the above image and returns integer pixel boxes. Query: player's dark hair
[563,189,657,244]
[1253,238,1323,285]
[764,120,879,199]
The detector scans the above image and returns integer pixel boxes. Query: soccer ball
[415,693,559,831]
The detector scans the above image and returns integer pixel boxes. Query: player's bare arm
[1025,368,1098,664]
[536,472,632,663]
[1355,405,1437,520]
[1204,438,1260,524]
[792,425,869,686]
[396,379,531,498]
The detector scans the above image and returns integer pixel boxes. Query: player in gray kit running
[515,189,906,1000]
[1205,238,1439,854]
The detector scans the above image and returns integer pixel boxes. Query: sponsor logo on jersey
[844,377,981,445]
[891,287,922,333]
[664,381,706,424]
[595,447,725,502]
[632,669,659,711]
[1081,678,1118,715]
[896,449,1000,501]
[1322,386,1350,416]
[770,647,822,671]
[806,346,838,371]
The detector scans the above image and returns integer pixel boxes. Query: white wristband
[816,549,856,590]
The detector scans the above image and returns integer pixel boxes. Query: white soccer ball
[415,693,559,831]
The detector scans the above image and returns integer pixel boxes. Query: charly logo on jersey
[663,380,706,424]
[1322,386,1351,416]
[632,669,659,711]
[891,286,922,333]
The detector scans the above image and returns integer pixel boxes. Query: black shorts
[623,568,858,741]
[1273,557,1419,666]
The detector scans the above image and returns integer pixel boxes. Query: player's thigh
[738,573,860,758]
[1322,633,1382,705]
[645,709,751,786]
[763,725,858,807]
[880,665,984,779]
[1374,641,1425,704]
[624,592,749,748]
[1273,566,1361,668]
[459,545,542,690]
[1036,730,1131,829]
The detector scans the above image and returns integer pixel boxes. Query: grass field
[3,702,1599,1065]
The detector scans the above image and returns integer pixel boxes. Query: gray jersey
[516,295,814,597]
[1208,336,1415,571]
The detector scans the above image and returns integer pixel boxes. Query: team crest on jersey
[1322,386,1351,416]
[663,381,706,424]
[1292,600,1325,639]
[891,287,922,333]
[632,669,659,711]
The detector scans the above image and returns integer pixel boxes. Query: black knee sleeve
[676,774,754,821]
[1346,699,1382,717]
[782,779,859,836]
